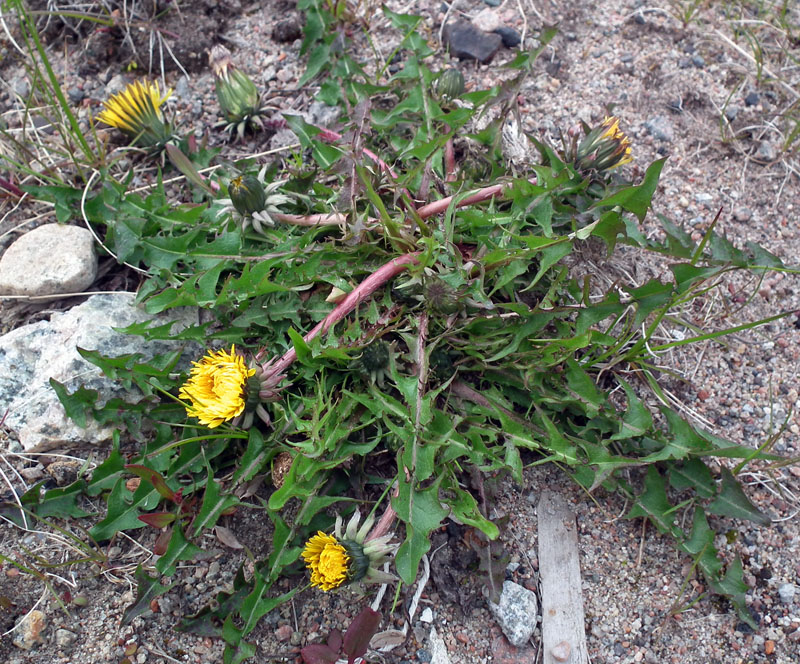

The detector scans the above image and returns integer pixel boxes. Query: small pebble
[732,206,752,222]
[275,624,293,642]
[54,629,77,648]
[552,640,571,661]
[494,26,521,48]
[778,583,796,605]
[745,92,760,106]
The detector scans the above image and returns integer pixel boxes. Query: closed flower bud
[424,277,460,315]
[209,45,266,140]
[229,175,267,216]
[436,68,465,101]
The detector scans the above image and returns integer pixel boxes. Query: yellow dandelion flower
[178,345,255,428]
[302,511,398,593]
[302,532,351,591]
[96,80,174,147]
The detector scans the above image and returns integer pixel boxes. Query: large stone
[488,580,538,648]
[0,224,97,298]
[0,293,199,451]
[443,21,503,64]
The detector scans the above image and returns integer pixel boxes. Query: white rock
[471,8,501,33]
[0,224,97,298]
[0,293,199,451]
[429,627,451,664]
[420,607,434,623]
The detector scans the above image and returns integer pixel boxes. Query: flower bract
[96,79,175,148]
[178,345,255,428]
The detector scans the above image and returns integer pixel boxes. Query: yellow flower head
[96,80,173,146]
[178,345,255,428]
[302,532,351,591]
[302,511,398,593]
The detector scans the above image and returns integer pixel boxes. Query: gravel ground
[1,0,799,663]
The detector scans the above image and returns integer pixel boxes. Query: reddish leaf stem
[257,253,420,371]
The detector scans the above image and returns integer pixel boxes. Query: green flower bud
[229,175,267,216]
[359,341,391,374]
[209,45,266,139]
[437,68,465,100]
[424,277,460,315]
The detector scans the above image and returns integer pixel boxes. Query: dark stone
[67,87,84,103]
[271,18,302,43]
[442,20,503,64]
[493,26,521,48]
[725,105,739,121]
[745,92,760,106]
[678,57,692,69]
[634,12,646,24]
[692,55,705,68]
[483,0,502,5]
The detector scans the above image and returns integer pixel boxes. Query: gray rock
[443,20,503,64]
[692,55,705,68]
[745,91,760,106]
[0,293,199,451]
[307,101,340,128]
[488,580,538,647]
[733,206,752,222]
[105,74,129,97]
[67,87,85,104]
[778,583,796,605]
[725,105,739,122]
[174,75,191,101]
[0,224,97,298]
[12,76,30,98]
[644,115,674,142]
[755,140,778,163]
[695,193,713,204]
[54,629,77,648]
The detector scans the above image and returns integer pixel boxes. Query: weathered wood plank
[538,490,589,664]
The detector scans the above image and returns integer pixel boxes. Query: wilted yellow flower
[302,510,397,592]
[96,79,174,147]
[573,115,633,172]
[302,532,351,591]
[178,345,255,428]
